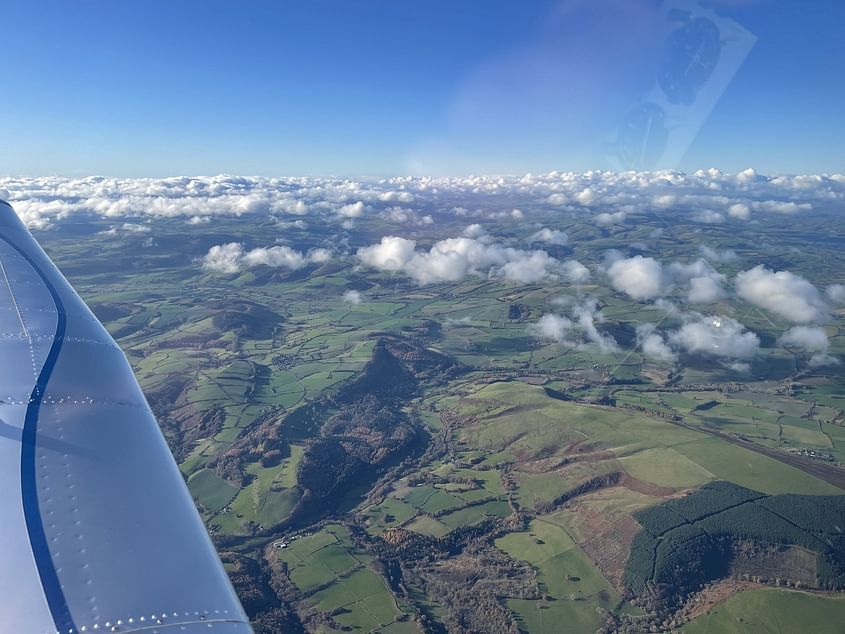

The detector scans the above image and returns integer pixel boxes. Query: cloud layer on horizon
[2,168,844,229]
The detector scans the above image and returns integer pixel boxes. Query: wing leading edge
[0,200,253,633]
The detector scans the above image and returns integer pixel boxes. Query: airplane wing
[0,199,253,633]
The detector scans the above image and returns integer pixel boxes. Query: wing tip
[0,199,11,208]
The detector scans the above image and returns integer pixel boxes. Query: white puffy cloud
[202,243,246,274]
[691,210,725,224]
[530,314,572,343]
[595,211,626,226]
[342,289,362,305]
[669,259,726,304]
[338,201,365,218]
[562,259,590,284]
[531,298,616,352]
[573,299,618,354]
[100,222,152,236]
[462,223,485,238]
[357,236,417,272]
[530,227,568,246]
[727,203,751,220]
[752,200,812,214]
[778,326,829,352]
[827,284,845,304]
[606,256,665,300]
[668,315,760,359]
[497,251,560,284]
[357,234,559,285]
[2,169,842,230]
[688,276,726,303]
[699,245,737,263]
[777,325,838,367]
[735,265,829,323]
[636,324,678,364]
[576,188,597,206]
[203,242,328,273]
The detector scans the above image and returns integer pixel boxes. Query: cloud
[530,227,568,246]
[531,298,617,352]
[606,255,665,300]
[778,325,829,352]
[357,234,560,285]
[573,299,618,354]
[688,276,726,303]
[530,314,572,343]
[462,223,485,238]
[636,324,678,364]
[203,242,328,273]
[735,265,829,323]
[100,222,152,236]
[561,259,590,284]
[576,188,597,206]
[778,325,838,367]
[497,251,560,284]
[357,236,417,271]
[595,211,626,226]
[699,245,737,263]
[342,289,362,305]
[691,210,725,224]
[827,284,845,304]
[727,203,751,220]
[668,259,726,304]
[668,314,760,359]
[338,201,365,218]
[2,169,842,230]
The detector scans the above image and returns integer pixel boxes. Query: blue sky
[1,0,843,177]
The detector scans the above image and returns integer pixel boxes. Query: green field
[682,589,845,633]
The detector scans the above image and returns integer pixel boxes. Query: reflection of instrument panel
[606,1,756,170]
[616,103,669,170]
[658,17,722,105]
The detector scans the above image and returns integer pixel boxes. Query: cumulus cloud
[595,211,626,226]
[530,227,568,246]
[573,299,618,354]
[462,223,486,238]
[827,284,845,304]
[691,210,725,224]
[699,245,737,263]
[735,265,829,323]
[778,326,838,367]
[357,234,560,285]
[576,188,597,206]
[203,242,329,273]
[688,276,726,303]
[668,314,760,359]
[357,236,417,272]
[636,324,678,364]
[669,259,726,304]
[531,298,617,353]
[727,203,751,220]
[778,326,829,352]
[342,289,362,305]
[561,260,590,284]
[530,314,573,343]
[100,222,152,236]
[338,201,365,218]
[607,255,665,300]
[2,169,842,230]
